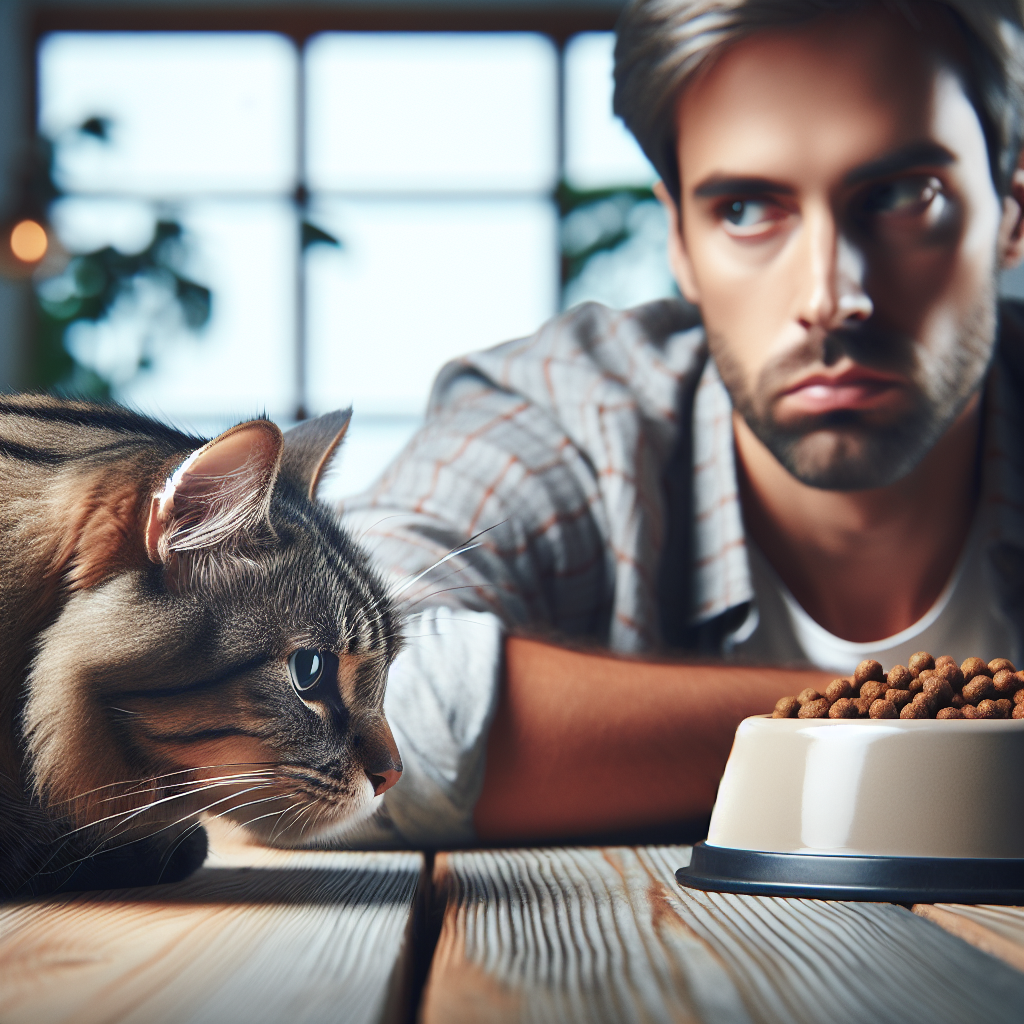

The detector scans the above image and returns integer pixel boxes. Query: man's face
[670,7,1019,490]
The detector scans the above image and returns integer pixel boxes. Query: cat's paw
[156,826,209,884]
[54,827,208,893]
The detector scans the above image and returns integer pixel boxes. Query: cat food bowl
[676,715,1024,902]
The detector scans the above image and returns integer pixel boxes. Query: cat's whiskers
[350,512,417,548]
[65,760,358,859]
[87,764,346,859]
[402,582,500,614]
[388,543,483,601]
[91,770,276,807]
[268,799,313,845]
[408,523,504,579]
[41,783,282,882]
[232,805,298,832]
[305,798,350,839]
[89,783,279,862]
[283,800,332,844]
[306,802,334,839]
[156,819,206,884]
[398,571,481,610]
[277,764,337,785]
[56,776,279,839]
[211,792,297,829]
[374,608,504,646]
[275,768,355,807]
[355,522,505,619]
[59,773,277,845]
[23,779,280,887]
[248,805,302,842]
[241,797,317,843]
[292,801,320,831]
[112,788,292,867]
[51,762,278,808]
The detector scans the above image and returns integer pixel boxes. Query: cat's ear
[279,408,352,500]
[145,420,283,564]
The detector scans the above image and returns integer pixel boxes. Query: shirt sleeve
[333,302,708,846]
[332,607,503,848]
[333,374,613,847]
[381,606,504,845]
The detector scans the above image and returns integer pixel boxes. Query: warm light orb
[10,220,48,263]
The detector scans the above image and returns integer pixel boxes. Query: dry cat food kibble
[771,653,1024,720]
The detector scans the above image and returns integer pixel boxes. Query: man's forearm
[473,636,833,841]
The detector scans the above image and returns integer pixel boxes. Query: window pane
[306,33,558,192]
[54,199,297,428]
[38,33,297,194]
[49,196,156,255]
[305,198,558,416]
[562,197,677,310]
[564,32,656,190]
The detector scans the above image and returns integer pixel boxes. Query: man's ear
[998,168,1024,269]
[279,408,352,501]
[653,180,701,305]
[145,419,283,564]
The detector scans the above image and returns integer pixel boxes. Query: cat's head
[23,410,404,849]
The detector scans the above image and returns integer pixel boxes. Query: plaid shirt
[340,298,1024,845]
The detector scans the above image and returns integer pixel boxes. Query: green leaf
[79,116,111,140]
[174,276,212,329]
[301,221,342,251]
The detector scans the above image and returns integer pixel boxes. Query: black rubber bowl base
[676,842,1024,904]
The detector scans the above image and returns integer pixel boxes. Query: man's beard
[709,288,997,492]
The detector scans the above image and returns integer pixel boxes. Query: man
[340,0,1024,847]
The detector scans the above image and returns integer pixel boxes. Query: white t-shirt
[728,519,1019,674]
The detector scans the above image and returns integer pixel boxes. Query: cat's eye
[289,649,325,694]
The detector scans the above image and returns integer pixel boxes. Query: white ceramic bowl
[708,715,1024,858]
[676,715,1024,901]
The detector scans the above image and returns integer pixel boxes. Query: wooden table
[2,842,1022,1024]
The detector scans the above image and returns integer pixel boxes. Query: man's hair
[614,0,1024,201]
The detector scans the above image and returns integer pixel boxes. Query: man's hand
[474,636,833,841]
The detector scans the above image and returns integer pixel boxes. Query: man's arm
[474,636,833,841]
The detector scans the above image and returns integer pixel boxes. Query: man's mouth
[777,367,906,416]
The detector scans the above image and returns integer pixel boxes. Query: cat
[0,395,403,897]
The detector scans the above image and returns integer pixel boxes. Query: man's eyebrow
[691,176,795,200]
[843,141,955,186]
[689,144,957,201]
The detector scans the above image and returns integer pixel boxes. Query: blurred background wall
[7,0,1023,497]
[0,0,29,392]
[3,0,686,495]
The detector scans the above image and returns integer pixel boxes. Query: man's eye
[863,177,943,217]
[720,199,784,236]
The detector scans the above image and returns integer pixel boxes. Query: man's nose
[795,210,873,331]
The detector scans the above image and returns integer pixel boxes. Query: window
[302,32,559,425]
[37,27,666,495]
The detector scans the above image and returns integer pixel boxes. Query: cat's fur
[0,395,402,897]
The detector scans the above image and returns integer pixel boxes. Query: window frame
[29,4,621,420]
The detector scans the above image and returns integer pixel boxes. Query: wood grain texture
[422,845,1024,1024]
[913,903,1024,973]
[0,841,424,1024]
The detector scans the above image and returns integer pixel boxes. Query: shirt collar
[689,355,752,625]
[978,308,1024,613]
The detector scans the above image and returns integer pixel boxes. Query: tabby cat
[0,395,402,897]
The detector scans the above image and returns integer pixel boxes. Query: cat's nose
[366,767,402,796]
